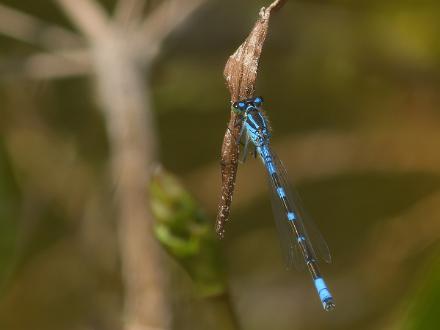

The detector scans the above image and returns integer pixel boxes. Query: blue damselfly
[233,97,335,311]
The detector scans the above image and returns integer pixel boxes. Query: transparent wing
[266,152,332,269]
[239,132,251,163]
[268,178,305,270]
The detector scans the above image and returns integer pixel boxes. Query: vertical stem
[217,0,287,238]
[93,35,170,330]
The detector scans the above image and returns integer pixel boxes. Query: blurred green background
[0,0,440,329]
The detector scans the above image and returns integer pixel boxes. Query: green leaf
[149,167,226,297]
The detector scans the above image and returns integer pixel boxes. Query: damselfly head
[232,97,264,113]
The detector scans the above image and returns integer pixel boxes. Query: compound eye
[232,101,242,109]
[253,97,263,106]
[238,101,246,109]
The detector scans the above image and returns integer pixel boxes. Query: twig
[87,1,207,329]
[0,49,89,80]
[22,50,90,79]
[2,0,208,328]
[114,0,147,25]
[216,0,288,238]
[139,0,207,61]
[97,57,169,329]
[55,0,111,40]
[267,0,289,12]
[0,3,84,50]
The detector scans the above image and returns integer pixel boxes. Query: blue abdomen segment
[314,277,335,311]
[258,145,275,174]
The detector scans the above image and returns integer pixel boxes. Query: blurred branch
[93,42,171,329]
[22,50,90,79]
[87,1,207,329]
[217,0,288,238]
[114,0,147,25]
[55,0,110,40]
[0,3,90,80]
[1,0,208,328]
[0,3,84,49]
[139,0,207,61]
[0,49,90,80]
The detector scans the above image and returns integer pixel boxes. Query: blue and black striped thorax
[232,97,271,147]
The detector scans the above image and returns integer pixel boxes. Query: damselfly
[233,96,335,311]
